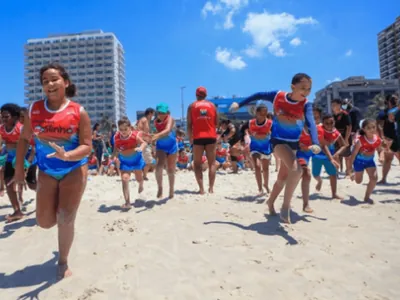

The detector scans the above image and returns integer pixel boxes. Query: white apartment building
[378,16,400,80]
[24,30,126,123]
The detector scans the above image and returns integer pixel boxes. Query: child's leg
[324,160,343,200]
[311,158,323,191]
[166,153,177,198]
[301,166,313,213]
[261,158,270,193]
[266,162,288,215]
[364,167,378,203]
[252,155,263,193]
[120,171,131,209]
[156,150,167,198]
[134,170,144,194]
[0,168,4,197]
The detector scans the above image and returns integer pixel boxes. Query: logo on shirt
[200,109,207,116]
[33,124,75,135]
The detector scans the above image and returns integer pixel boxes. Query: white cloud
[215,47,247,70]
[201,1,222,18]
[290,37,302,47]
[345,49,353,57]
[242,11,317,57]
[326,77,341,84]
[201,0,248,29]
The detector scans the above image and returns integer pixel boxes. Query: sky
[0,0,399,119]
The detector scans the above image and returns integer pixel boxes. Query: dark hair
[312,105,322,115]
[359,119,376,136]
[220,120,231,126]
[331,98,342,105]
[20,107,28,113]
[266,112,273,120]
[291,73,311,85]
[118,118,131,127]
[256,106,268,113]
[40,62,77,98]
[179,148,185,154]
[322,113,334,122]
[145,108,155,116]
[1,103,21,118]
[385,94,398,107]
[92,123,100,131]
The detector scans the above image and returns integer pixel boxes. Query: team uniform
[297,129,314,166]
[190,100,217,145]
[236,91,319,149]
[247,118,272,159]
[29,99,87,180]
[177,154,189,169]
[0,122,37,183]
[154,115,177,155]
[312,125,340,177]
[216,147,228,164]
[113,131,145,171]
[88,155,98,170]
[353,135,382,172]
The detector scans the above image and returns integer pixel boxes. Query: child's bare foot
[6,211,24,223]
[121,203,132,210]
[303,204,314,213]
[208,187,214,194]
[315,179,322,191]
[364,198,374,204]
[157,188,163,199]
[332,194,344,201]
[199,188,205,195]
[169,189,174,199]
[257,189,265,196]
[280,208,291,224]
[266,199,277,216]
[57,263,72,281]
[264,185,270,194]
[138,183,144,194]
[350,173,355,181]
[377,179,386,185]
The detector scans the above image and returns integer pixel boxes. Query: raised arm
[230,91,278,112]
[64,109,92,161]
[304,102,319,146]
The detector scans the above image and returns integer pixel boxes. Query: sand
[0,164,400,300]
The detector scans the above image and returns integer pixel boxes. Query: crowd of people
[1,62,399,280]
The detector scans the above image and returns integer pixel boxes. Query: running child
[152,103,177,199]
[349,119,382,204]
[240,101,272,195]
[112,118,147,209]
[230,73,320,223]
[312,114,347,200]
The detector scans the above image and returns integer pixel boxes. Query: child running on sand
[230,73,320,223]
[112,118,147,209]
[312,114,347,200]
[349,119,382,204]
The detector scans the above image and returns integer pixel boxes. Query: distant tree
[99,114,113,134]
[364,94,384,119]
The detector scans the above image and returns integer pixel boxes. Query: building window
[95,63,103,68]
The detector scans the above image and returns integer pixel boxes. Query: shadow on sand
[341,196,373,207]
[0,217,37,240]
[224,195,265,203]
[0,251,59,300]
[204,212,327,245]
[308,193,333,201]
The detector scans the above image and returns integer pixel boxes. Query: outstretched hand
[229,102,239,113]
[46,142,69,161]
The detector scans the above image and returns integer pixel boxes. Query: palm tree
[365,94,384,119]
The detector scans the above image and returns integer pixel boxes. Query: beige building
[378,16,400,80]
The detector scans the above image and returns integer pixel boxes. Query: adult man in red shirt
[187,87,218,194]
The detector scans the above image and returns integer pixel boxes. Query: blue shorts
[216,157,226,164]
[353,158,376,172]
[297,151,312,166]
[312,157,337,177]
[177,162,188,169]
[156,136,178,155]
[271,138,299,151]
[88,164,97,170]
[119,152,145,171]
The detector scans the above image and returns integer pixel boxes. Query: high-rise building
[24,30,126,123]
[378,16,400,80]
[314,76,400,115]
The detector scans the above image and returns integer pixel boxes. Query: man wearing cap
[187,86,218,194]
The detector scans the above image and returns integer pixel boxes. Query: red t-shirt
[190,100,217,140]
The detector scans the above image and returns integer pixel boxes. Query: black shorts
[228,137,240,147]
[230,155,238,162]
[193,138,216,146]
[271,138,299,151]
[390,138,399,152]
[4,162,37,185]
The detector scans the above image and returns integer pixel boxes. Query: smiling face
[41,68,69,102]
[291,78,312,101]
[363,121,377,136]
[157,112,168,121]
[323,117,335,131]
[1,111,17,128]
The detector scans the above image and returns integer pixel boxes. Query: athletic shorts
[296,151,312,167]
[353,158,376,172]
[119,152,145,171]
[271,138,299,151]
[250,151,271,160]
[312,157,337,177]
[4,162,37,185]
[142,145,154,164]
[88,164,97,170]
[193,138,217,146]
[156,136,178,155]
[177,162,188,169]
[216,157,226,164]
[228,137,241,147]
[389,138,399,152]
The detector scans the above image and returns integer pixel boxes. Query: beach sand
[1,164,400,300]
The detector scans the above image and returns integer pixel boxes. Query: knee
[121,175,130,182]
[355,178,363,184]
[36,215,56,229]
[371,174,378,183]
[167,167,175,175]
[57,209,76,226]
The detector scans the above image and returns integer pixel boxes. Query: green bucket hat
[156,102,169,114]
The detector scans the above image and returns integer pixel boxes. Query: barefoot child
[112,118,147,209]
[152,103,178,199]
[312,114,347,200]
[230,73,320,223]
[349,119,382,204]
[240,101,272,195]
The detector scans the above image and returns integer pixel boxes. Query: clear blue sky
[0,0,398,120]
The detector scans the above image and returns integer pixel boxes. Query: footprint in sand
[103,219,136,235]
[77,287,104,300]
